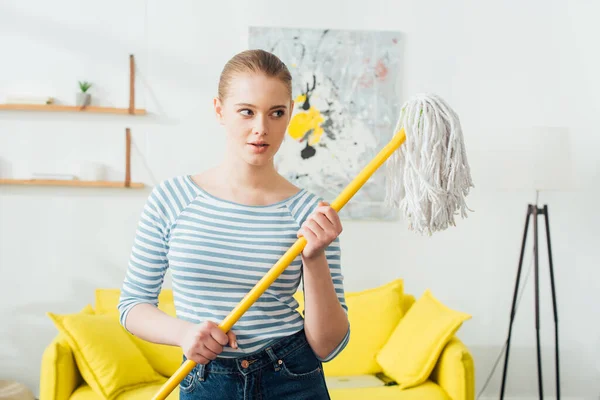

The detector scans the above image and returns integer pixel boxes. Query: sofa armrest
[39,335,82,400]
[430,336,475,400]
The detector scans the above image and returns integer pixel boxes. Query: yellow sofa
[40,280,474,400]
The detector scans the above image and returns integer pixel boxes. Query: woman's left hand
[297,201,342,261]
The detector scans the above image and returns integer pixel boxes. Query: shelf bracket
[125,128,131,187]
[129,54,135,115]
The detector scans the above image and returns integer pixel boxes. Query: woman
[118,49,350,399]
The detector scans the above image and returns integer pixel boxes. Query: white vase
[76,92,91,107]
[79,162,106,181]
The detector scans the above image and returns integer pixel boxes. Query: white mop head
[385,93,474,234]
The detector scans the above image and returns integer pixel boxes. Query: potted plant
[76,81,92,107]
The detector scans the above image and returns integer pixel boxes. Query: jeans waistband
[185,329,309,378]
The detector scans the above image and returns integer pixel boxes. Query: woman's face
[214,72,294,167]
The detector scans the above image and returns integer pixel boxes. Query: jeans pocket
[279,342,323,380]
[179,364,199,394]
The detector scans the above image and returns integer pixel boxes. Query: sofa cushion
[295,279,406,376]
[375,289,471,389]
[47,308,164,400]
[94,289,182,377]
[430,337,475,400]
[129,338,183,378]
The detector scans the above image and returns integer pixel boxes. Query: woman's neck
[219,156,280,192]
[191,153,299,207]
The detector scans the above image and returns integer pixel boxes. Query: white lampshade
[529,126,574,191]
[470,126,574,192]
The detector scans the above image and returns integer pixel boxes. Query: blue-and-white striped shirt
[118,175,349,361]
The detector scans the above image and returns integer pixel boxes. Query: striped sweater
[118,175,349,361]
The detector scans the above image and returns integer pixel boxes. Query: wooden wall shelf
[1,55,146,191]
[0,179,145,188]
[0,104,147,115]
[0,55,145,116]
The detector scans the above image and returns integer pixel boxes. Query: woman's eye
[240,109,253,116]
[272,109,285,117]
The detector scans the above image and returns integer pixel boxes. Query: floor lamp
[499,127,572,400]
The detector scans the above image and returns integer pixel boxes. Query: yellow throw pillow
[47,309,164,399]
[94,288,181,377]
[293,290,304,314]
[296,279,405,376]
[94,288,121,316]
[130,337,183,378]
[40,305,92,400]
[375,289,471,389]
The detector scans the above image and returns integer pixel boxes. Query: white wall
[1,0,599,398]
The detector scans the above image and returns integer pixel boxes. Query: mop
[151,92,473,400]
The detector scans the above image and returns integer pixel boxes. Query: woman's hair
[218,49,292,100]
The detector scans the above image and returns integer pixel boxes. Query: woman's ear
[214,97,225,125]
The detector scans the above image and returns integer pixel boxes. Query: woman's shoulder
[145,174,201,207]
[150,174,198,193]
[284,181,323,203]
[275,174,320,199]
[285,186,326,222]
[276,180,319,206]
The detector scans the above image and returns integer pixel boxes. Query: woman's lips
[248,143,269,154]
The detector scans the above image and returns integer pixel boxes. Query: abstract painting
[249,27,403,220]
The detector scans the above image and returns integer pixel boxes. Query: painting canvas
[248,27,403,220]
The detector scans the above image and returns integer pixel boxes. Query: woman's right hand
[179,321,238,364]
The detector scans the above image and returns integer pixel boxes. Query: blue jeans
[179,329,331,399]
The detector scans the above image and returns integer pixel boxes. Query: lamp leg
[543,205,560,399]
[500,205,533,399]
[533,206,544,399]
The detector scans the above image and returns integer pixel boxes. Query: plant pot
[76,92,91,107]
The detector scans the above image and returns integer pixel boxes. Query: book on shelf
[29,173,78,181]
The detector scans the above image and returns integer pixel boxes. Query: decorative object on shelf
[0,158,11,179]
[76,81,92,107]
[6,95,55,105]
[78,162,106,182]
[30,173,78,181]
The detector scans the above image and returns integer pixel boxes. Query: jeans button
[241,360,249,368]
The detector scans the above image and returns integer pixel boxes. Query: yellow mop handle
[151,128,406,400]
